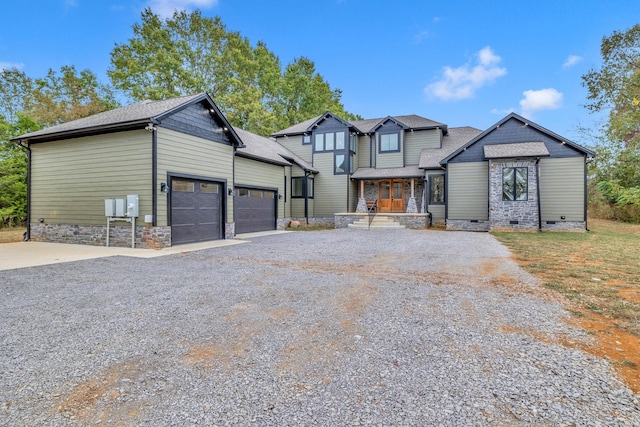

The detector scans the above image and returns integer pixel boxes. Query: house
[272,111,595,232]
[13,93,595,249]
[12,93,312,248]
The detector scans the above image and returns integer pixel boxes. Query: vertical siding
[404,129,441,165]
[275,135,312,162]
[540,157,585,221]
[447,162,489,220]
[156,127,234,226]
[313,152,348,216]
[30,130,152,226]
[235,156,285,219]
[357,135,371,167]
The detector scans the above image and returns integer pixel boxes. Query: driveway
[1,229,638,426]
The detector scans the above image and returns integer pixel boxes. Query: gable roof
[419,126,483,169]
[441,112,596,164]
[12,93,243,146]
[272,113,447,136]
[234,127,318,173]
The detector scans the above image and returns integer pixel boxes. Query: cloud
[0,62,24,71]
[425,46,507,100]
[148,0,218,19]
[562,54,583,69]
[519,88,563,118]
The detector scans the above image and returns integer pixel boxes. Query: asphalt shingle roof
[419,126,483,169]
[483,142,550,159]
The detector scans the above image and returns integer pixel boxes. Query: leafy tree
[582,24,640,217]
[0,68,33,123]
[109,9,359,134]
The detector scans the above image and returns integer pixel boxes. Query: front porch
[353,177,424,214]
[335,212,431,229]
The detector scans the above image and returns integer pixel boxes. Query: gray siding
[404,128,441,165]
[540,157,585,221]
[156,127,234,226]
[357,135,371,168]
[30,130,152,226]
[449,117,582,163]
[275,135,312,162]
[427,204,445,223]
[235,156,285,219]
[313,152,348,216]
[447,162,489,220]
[376,130,404,169]
[161,102,232,145]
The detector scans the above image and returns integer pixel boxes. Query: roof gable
[441,113,595,164]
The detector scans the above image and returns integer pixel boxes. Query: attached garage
[234,187,277,234]
[170,177,224,245]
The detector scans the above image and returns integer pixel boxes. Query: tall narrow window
[429,175,445,204]
[502,167,528,201]
[335,154,346,174]
[335,132,345,150]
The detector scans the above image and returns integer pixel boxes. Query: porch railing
[367,200,377,230]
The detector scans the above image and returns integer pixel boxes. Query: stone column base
[356,198,368,213]
[406,197,418,213]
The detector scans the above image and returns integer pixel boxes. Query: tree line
[0,8,360,227]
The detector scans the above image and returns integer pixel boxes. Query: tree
[109,9,359,134]
[582,24,640,218]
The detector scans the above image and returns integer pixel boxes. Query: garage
[235,187,277,234]
[171,178,223,245]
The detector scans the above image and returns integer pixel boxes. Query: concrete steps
[347,215,405,229]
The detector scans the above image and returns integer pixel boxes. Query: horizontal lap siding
[31,130,151,226]
[404,129,440,165]
[428,204,445,222]
[275,135,311,161]
[540,157,585,221]
[447,162,489,220]
[375,131,403,169]
[156,128,234,226]
[235,157,285,219]
[313,152,347,216]
[357,135,371,168]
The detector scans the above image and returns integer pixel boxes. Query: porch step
[347,215,405,229]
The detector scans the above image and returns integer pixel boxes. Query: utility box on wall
[104,198,127,217]
[126,194,139,218]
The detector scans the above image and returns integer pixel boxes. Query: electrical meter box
[105,199,116,217]
[126,194,139,218]
[115,199,127,216]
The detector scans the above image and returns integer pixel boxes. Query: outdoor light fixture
[228,188,234,196]
[161,183,169,193]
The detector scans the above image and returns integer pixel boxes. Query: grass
[492,219,640,338]
[0,227,26,244]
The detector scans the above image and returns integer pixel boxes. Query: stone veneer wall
[541,221,587,232]
[30,223,172,248]
[335,213,429,229]
[445,220,490,232]
[489,160,539,231]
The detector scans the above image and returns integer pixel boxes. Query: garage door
[235,187,276,234]
[171,179,222,245]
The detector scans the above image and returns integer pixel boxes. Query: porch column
[406,177,418,213]
[356,179,368,213]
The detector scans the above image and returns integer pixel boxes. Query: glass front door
[378,179,405,212]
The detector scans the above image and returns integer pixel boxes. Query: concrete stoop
[347,215,406,229]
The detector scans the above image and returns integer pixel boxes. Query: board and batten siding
[539,157,585,221]
[404,129,441,165]
[313,152,348,216]
[30,130,152,226]
[156,127,234,226]
[235,156,285,219]
[447,162,489,220]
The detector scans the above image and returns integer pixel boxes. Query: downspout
[18,141,31,241]
[585,155,590,231]
[304,171,310,225]
[536,158,542,232]
[151,126,158,227]
[422,176,432,226]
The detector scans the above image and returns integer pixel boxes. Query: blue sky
[1,0,638,141]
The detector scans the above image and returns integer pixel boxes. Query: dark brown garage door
[171,179,222,245]
[235,187,276,234]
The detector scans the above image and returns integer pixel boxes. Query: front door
[378,179,405,212]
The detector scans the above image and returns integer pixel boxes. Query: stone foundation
[541,221,587,232]
[446,220,490,232]
[489,160,539,231]
[225,222,235,239]
[30,223,172,248]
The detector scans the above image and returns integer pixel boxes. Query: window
[172,180,194,192]
[380,133,399,152]
[429,175,445,204]
[200,183,218,193]
[335,154,346,174]
[237,188,250,197]
[315,134,323,151]
[503,167,528,201]
[303,134,311,145]
[336,132,345,150]
[313,131,345,152]
[349,134,356,153]
[291,177,314,198]
[349,153,355,173]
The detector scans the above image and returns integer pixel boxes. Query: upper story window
[380,132,400,153]
[302,134,311,145]
[502,167,528,201]
[314,131,345,152]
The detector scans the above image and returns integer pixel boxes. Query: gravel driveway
[1,229,639,426]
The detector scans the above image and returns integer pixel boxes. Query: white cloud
[425,46,507,100]
[519,88,563,118]
[148,0,218,19]
[0,62,24,71]
[562,54,583,69]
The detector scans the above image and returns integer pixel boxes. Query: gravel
[1,228,639,426]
